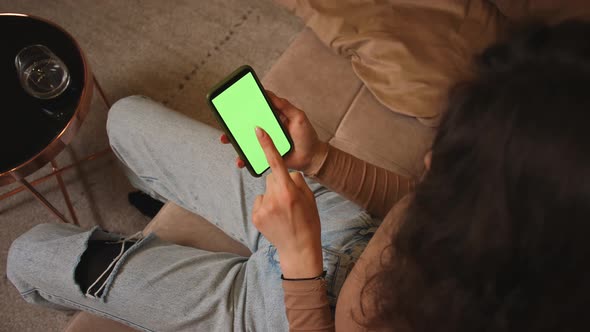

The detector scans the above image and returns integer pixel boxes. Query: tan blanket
[288,0,506,126]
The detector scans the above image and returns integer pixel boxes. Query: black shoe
[128,191,164,218]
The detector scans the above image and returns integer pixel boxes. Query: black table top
[0,14,85,174]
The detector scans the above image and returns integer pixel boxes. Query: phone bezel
[206,65,293,177]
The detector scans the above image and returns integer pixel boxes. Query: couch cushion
[331,86,435,177]
[262,28,363,142]
[263,29,433,177]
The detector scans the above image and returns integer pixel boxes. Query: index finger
[255,126,291,184]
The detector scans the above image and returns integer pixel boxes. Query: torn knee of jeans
[74,231,143,300]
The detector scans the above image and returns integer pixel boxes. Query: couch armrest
[143,202,252,257]
[64,312,137,332]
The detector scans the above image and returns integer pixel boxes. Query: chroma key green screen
[211,72,291,175]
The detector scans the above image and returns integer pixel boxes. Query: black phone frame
[206,65,294,177]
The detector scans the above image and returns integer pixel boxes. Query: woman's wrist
[304,142,329,176]
[279,248,324,279]
[282,270,326,281]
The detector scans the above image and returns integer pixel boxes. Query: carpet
[0,1,302,331]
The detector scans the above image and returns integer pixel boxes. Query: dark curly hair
[363,20,590,331]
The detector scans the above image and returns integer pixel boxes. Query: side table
[0,13,111,224]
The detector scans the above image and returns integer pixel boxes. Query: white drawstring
[85,232,143,298]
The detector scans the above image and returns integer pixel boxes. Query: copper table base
[1,76,112,225]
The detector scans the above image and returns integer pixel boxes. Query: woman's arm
[251,127,334,331]
[283,279,334,331]
[307,144,416,219]
[221,91,416,219]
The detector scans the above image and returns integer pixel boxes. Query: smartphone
[207,65,293,177]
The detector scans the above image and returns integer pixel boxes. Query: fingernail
[255,126,264,138]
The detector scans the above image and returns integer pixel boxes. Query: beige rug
[0,1,302,331]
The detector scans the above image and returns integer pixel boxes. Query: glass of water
[15,44,70,99]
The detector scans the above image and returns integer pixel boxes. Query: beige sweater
[282,145,416,331]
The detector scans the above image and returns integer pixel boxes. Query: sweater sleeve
[282,279,334,331]
[307,145,416,219]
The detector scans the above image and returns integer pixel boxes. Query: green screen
[212,72,291,175]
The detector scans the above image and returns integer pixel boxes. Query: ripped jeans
[6,96,379,331]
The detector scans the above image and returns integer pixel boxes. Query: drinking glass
[15,44,70,99]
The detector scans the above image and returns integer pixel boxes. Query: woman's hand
[252,126,323,279]
[220,91,328,175]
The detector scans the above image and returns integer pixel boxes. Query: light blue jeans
[7,96,380,331]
